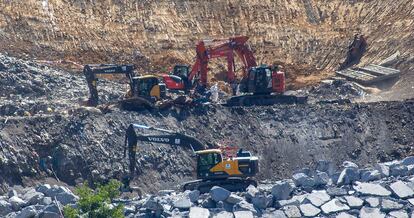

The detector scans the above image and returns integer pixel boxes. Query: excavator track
[225,94,308,107]
[182,178,257,193]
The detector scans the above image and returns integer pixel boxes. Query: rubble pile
[0,53,125,117]
[3,157,414,217]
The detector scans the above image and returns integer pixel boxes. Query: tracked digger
[123,124,259,193]
[163,36,307,106]
[83,64,166,109]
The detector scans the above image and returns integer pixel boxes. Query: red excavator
[162,36,307,106]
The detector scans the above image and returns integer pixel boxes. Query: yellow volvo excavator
[83,64,166,109]
[123,124,259,193]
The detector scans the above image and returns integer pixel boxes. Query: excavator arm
[123,124,205,185]
[186,36,257,89]
[83,64,136,106]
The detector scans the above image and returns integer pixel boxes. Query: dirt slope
[1,0,413,88]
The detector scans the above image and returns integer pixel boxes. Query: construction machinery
[123,124,259,193]
[83,64,166,108]
[162,36,307,106]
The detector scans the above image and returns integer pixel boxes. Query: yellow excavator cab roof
[195,149,222,155]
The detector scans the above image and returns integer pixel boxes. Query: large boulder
[299,203,321,217]
[326,187,347,197]
[234,211,254,218]
[320,199,350,214]
[55,191,78,205]
[0,200,12,216]
[359,207,385,218]
[360,170,382,182]
[16,205,37,218]
[271,180,294,200]
[380,198,403,212]
[245,185,259,201]
[252,194,273,209]
[304,190,330,207]
[402,156,414,166]
[22,189,44,205]
[389,164,408,177]
[292,173,314,189]
[337,168,359,185]
[342,196,363,209]
[353,182,391,197]
[9,196,26,211]
[226,194,244,204]
[173,197,192,210]
[364,197,379,207]
[187,190,200,203]
[39,211,61,218]
[389,180,414,199]
[316,160,336,175]
[314,171,330,187]
[210,186,231,202]
[388,210,409,218]
[189,207,210,218]
[282,205,301,218]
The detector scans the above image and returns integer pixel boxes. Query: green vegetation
[63,179,125,218]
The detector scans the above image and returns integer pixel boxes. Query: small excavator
[123,124,259,193]
[162,36,307,106]
[83,64,166,109]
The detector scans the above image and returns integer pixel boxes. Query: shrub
[63,179,124,218]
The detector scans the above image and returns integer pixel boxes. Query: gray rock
[359,207,385,218]
[388,210,408,218]
[342,161,358,168]
[360,170,382,182]
[271,180,294,200]
[210,186,231,202]
[365,197,379,207]
[39,211,60,218]
[189,207,210,218]
[234,211,254,218]
[16,205,37,218]
[142,196,163,212]
[342,196,363,208]
[390,164,408,177]
[375,163,390,177]
[252,194,272,209]
[292,173,314,189]
[327,187,348,196]
[235,200,256,214]
[245,185,259,201]
[173,197,192,210]
[262,210,287,218]
[124,205,136,215]
[0,200,12,216]
[282,205,301,218]
[316,160,335,175]
[337,167,359,185]
[201,197,216,208]
[407,165,414,175]
[9,196,25,211]
[305,190,330,207]
[389,180,414,199]
[402,156,414,166]
[380,198,403,212]
[36,184,52,195]
[226,194,244,204]
[55,191,78,205]
[212,211,234,218]
[23,189,44,205]
[43,203,61,214]
[408,198,414,205]
[277,194,308,207]
[299,203,321,217]
[336,212,357,218]
[320,199,350,214]
[8,190,18,198]
[353,182,391,196]
[41,197,52,205]
[187,190,200,203]
[314,171,330,187]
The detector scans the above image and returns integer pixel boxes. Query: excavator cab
[195,149,259,180]
[131,75,166,101]
[245,65,285,94]
[163,65,191,91]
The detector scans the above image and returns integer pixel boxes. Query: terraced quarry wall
[1,0,413,88]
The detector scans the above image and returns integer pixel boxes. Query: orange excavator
[162,36,307,106]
